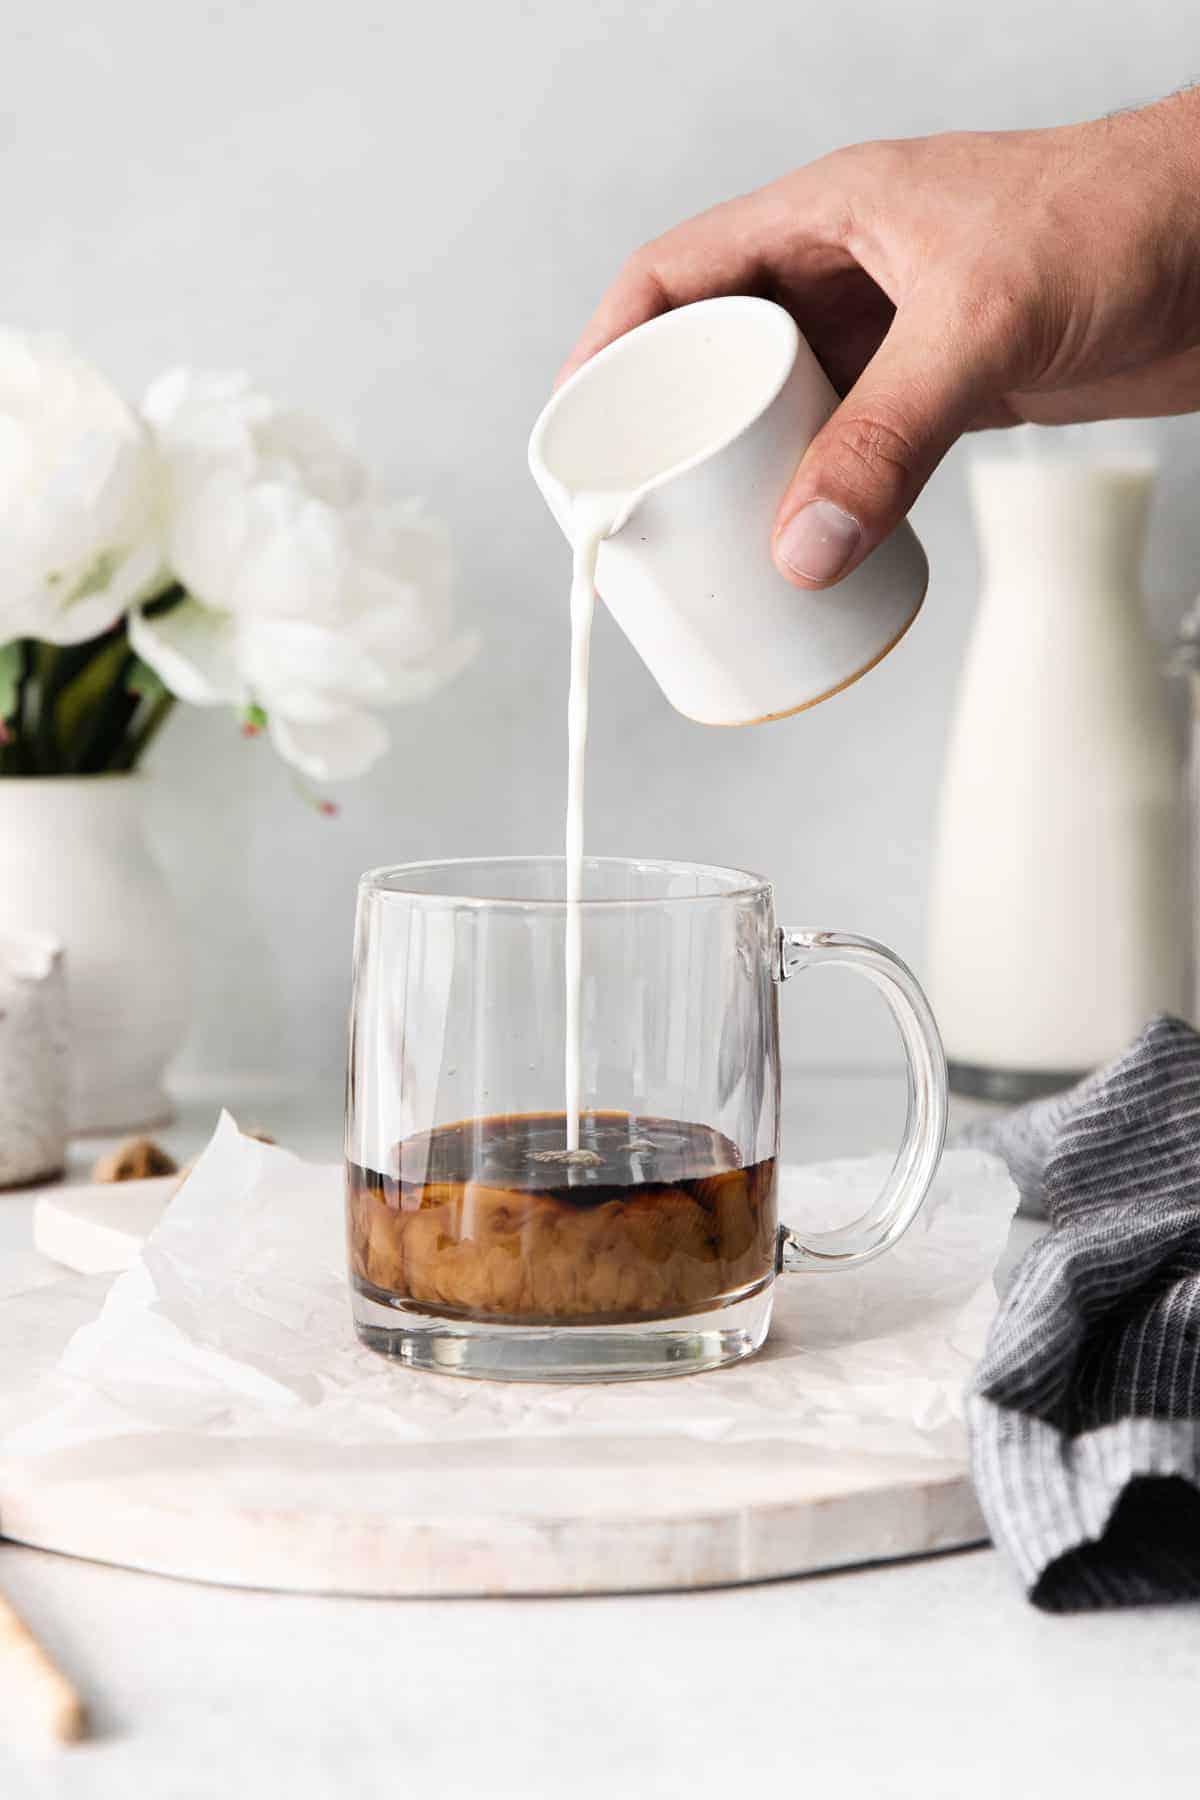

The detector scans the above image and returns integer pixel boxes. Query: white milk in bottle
[928,446,1184,1096]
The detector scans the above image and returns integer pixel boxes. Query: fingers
[555,264,671,388]
[772,299,1000,588]
[554,195,776,388]
[553,154,871,388]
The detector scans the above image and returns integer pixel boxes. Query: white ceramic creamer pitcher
[528,296,928,725]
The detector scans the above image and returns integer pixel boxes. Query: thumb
[772,303,995,589]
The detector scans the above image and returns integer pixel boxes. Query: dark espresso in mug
[347,1111,777,1325]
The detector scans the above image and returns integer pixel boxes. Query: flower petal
[130,599,244,706]
[157,468,254,615]
[28,540,165,646]
[268,708,388,781]
[253,410,366,510]
[236,616,388,711]
[0,332,162,643]
[228,485,350,622]
[143,368,266,468]
[375,628,481,703]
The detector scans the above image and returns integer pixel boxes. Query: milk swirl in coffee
[347,1112,776,1324]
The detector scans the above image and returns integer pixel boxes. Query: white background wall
[7,1,1200,1089]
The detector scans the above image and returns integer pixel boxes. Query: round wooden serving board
[0,1432,984,1598]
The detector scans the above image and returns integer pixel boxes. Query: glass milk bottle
[928,442,1184,1100]
[1170,600,1200,1018]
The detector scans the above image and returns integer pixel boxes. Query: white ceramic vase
[0,776,189,1132]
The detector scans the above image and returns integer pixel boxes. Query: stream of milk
[563,496,621,1151]
[546,312,796,1149]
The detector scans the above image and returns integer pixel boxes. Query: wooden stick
[0,1590,86,1744]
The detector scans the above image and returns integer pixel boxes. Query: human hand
[558,96,1200,588]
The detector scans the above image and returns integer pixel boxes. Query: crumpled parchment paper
[0,1113,1018,1463]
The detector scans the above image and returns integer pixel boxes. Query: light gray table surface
[1,1072,1196,1798]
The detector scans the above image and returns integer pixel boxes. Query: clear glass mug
[345,856,947,1381]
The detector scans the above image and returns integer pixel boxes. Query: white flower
[133,370,477,781]
[0,331,161,645]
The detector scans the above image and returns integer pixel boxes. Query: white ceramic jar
[0,932,67,1187]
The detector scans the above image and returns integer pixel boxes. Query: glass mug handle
[775,928,948,1271]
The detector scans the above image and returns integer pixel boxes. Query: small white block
[33,1177,175,1274]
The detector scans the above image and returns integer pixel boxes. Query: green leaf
[110,689,176,771]
[71,652,141,774]
[49,636,129,761]
[0,642,20,720]
[141,581,187,619]
[127,658,166,702]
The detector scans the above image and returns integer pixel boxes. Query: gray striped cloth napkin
[961,1014,1200,1610]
